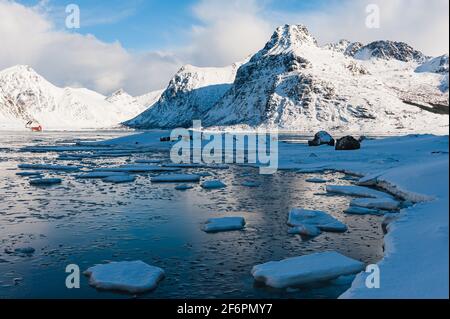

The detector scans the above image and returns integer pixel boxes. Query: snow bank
[252,251,365,289]
[84,261,165,294]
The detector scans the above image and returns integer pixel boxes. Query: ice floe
[18,164,81,171]
[251,251,365,289]
[151,174,201,183]
[95,165,180,173]
[287,208,347,234]
[344,206,386,216]
[175,184,194,190]
[16,171,43,177]
[305,177,327,183]
[203,217,246,233]
[76,172,128,179]
[350,197,400,211]
[201,180,227,189]
[103,175,136,184]
[84,260,165,294]
[29,178,62,186]
[326,185,393,199]
[287,224,322,237]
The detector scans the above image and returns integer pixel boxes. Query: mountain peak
[261,24,317,55]
[0,64,39,77]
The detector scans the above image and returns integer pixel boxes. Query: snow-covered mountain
[127,24,449,134]
[0,65,156,130]
[124,63,242,128]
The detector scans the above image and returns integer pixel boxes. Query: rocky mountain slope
[128,24,448,134]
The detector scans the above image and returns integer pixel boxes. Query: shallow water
[0,131,385,299]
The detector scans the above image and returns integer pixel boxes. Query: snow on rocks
[201,180,227,189]
[84,261,165,294]
[103,175,136,184]
[18,164,81,171]
[202,217,246,233]
[251,251,365,289]
[29,178,62,186]
[350,197,400,211]
[151,174,201,183]
[287,209,347,235]
[308,131,335,147]
[335,136,361,151]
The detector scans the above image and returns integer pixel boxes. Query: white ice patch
[288,208,347,233]
[251,251,365,289]
[201,180,227,189]
[84,260,165,294]
[152,174,201,183]
[203,217,246,233]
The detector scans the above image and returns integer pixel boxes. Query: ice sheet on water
[175,184,195,190]
[201,180,227,189]
[151,174,201,183]
[350,197,400,211]
[95,165,180,173]
[29,178,62,186]
[288,208,347,233]
[84,261,165,294]
[344,206,387,216]
[16,172,43,177]
[103,175,136,184]
[251,251,365,289]
[326,185,393,199]
[203,217,246,233]
[76,172,128,179]
[18,164,81,171]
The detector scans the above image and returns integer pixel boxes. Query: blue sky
[2,0,448,95]
[18,0,331,51]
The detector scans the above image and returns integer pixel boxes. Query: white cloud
[0,0,448,96]
[0,0,181,95]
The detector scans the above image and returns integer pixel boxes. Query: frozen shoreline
[97,132,449,298]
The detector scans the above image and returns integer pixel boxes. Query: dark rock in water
[335,136,361,150]
[160,136,171,142]
[308,131,335,147]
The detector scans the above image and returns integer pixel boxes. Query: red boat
[26,120,43,132]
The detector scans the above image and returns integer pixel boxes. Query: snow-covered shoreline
[95,131,449,298]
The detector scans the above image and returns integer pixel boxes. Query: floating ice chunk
[351,197,400,211]
[96,165,180,173]
[326,185,393,199]
[196,172,213,177]
[305,178,327,183]
[344,207,386,216]
[152,174,201,183]
[241,181,260,187]
[175,184,194,190]
[84,260,165,294]
[288,209,347,233]
[251,251,365,289]
[162,163,208,168]
[103,175,136,184]
[30,178,62,186]
[135,159,164,164]
[206,164,230,169]
[203,217,246,233]
[18,164,80,171]
[288,225,322,237]
[16,171,43,177]
[201,180,227,189]
[76,172,128,179]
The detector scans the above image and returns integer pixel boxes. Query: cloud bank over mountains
[0,0,448,95]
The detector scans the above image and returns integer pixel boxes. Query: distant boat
[25,120,43,132]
